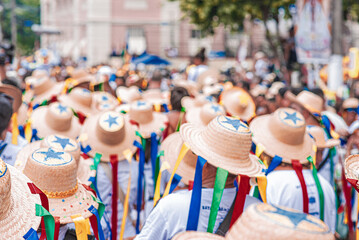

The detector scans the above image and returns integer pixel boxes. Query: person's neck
[305,116,320,126]
[0,131,6,141]
[148,82,161,89]
[202,175,236,188]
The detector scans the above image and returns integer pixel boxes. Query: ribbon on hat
[265,155,282,175]
[71,109,87,125]
[89,204,106,240]
[153,161,170,206]
[229,175,250,228]
[163,143,189,198]
[134,140,146,234]
[81,144,92,155]
[18,125,25,138]
[307,156,324,221]
[257,176,267,203]
[176,107,186,132]
[154,104,161,112]
[31,129,41,142]
[120,149,133,240]
[169,173,182,194]
[110,155,119,240]
[207,168,228,233]
[291,160,309,214]
[151,132,159,192]
[154,151,164,190]
[163,104,169,113]
[36,204,55,240]
[23,228,39,240]
[25,119,32,143]
[11,112,19,145]
[71,215,90,240]
[186,156,207,231]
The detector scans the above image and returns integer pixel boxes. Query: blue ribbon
[169,173,182,194]
[321,115,332,138]
[134,140,145,234]
[265,155,283,175]
[23,228,39,240]
[81,144,92,154]
[150,132,158,189]
[186,156,207,231]
[18,125,25,138]
[163,104,169,113]
[31,129,41,142]
[33,104,40,110]
[251,142,256,154]
[88,205,106,240]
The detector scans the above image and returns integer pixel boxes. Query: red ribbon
[49,95,58,104]
[89,214,100,240]
[110,155,119,240]
[162,122,169,141]
[188,180,194,191]
[129,119,140,128]
[28,183,49,240]
[82,183,97,197]
[81,153,90,160]
[229,175,250,228]
[342,168,354,233]
[54,217,60,240]
[291,160,309,214]
[77,111,87,125]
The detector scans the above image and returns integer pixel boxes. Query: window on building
[191,30,202,39]
[127,27,146,55]
[124,0,148,10]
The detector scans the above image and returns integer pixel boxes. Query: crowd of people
[0,47,359,240]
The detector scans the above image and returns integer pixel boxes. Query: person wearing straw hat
[80,110,140,239]
[0,157,42,240]
[166,86,189,136]
[307,126,340,185]
[173,203,334,240]
[250,108,336,232]
[185,102,225,127]
[135,116,265,239]
[58,87,97,117]
[21,147,99,239]
[341,98,359,128]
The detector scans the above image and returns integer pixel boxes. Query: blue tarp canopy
[131,54,171,65]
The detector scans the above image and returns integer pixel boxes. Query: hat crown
[297,91,323,113]
[306,126,326,148]
[70,88,92,107]
[343,98,359,109]
[269,108,306,145]
[24,148,77,195]
[46,103,72,131]
[129,100,154,124]
[96,111,125,145]
[43,134,80,163]
[93,92,117,111]
[202,116,252,159]
[199,103,225,125]
[0,160,11,218]
[116,86,141,103]
[30,76,55,95]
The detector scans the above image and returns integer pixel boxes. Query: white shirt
[97,159,139,239]
[135,188,236,240]
[318,147,339,186]
[0,140,22,166]
[5,131,28,148]
[187,65,208,82]
[266,170,336,233]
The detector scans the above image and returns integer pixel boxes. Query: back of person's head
[2,77,21,89]
[0,94,13,134]
[194,47,206,63]
[151,69,162,82]
[311,87,324,99]
[170,86,189,111]
[278,87,289,98]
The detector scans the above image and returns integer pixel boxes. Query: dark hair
[3,77,21,89]
[278,87,289,98]
[311,88,324,99]
[194,48,206,63]
[151,70,162,82]
[0,93,13,134]
[170,86,189,111]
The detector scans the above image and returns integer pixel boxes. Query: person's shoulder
[158,190,191,208]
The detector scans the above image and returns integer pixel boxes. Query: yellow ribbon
[70,214,89,240]
[255,143,267,168]
[25,119,32,143]
[357,192,359,240]
[312,145,317,166]
[117,97,122,104]
[153,161,170,206]
[120,149,133,240]
[257,176,267,203]
[11,113,19,145]
[162,143,189,198]
[154,104,161,112]
[61,78,72,94]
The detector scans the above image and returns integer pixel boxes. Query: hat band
[42,182,78,199]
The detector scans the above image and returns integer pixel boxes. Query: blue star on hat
[38,148,65,161]
[52,136,75,149]
[284,111,302,125]
[57,104,68,113]
[222,117,248,131]
[267,206,321,228]
[137,101,146,107]
[211,105,221,113]
[102,95,109,101]
[104,115,118,128]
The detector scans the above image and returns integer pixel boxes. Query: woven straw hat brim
[317,138,340,149]
[15,141,96,187]
[58,94,96,116]
[0,165,41,240]
[31,106,82,139]
[172,231,224,240]
[32,82,64,105]
[48,183,98,224]
[17,103,29,126]
[127,112,168,139]
[345,155,359,182]
[285,91,321,116]
[250,115,315,164]
[81,114,139,162]
[221,88,256,121]
[160,132,196,185]
[186,107,207,126]
[0,84,22,113]
[180,123,264,177]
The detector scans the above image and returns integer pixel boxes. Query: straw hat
[181,95,214,110]
[250,108,315,164]
[344,155,359,192]
[116,86,142,103]
[92,91,119,112]
[128,100,168,138]
[142,89,169,106]
[226,203,334,240]
[24,75,64,105]
[15,134,95,186]
[81,111,139,161]
[160,132,197,185]
[22,147,98,224]
[343,98,359,110]
[221,87,256,121]
[197,69,219,89]
[58,88,95,116]
[115,104,131,114]
[267,81,285,99]
[286,90,324,114]
[173,80,199,97]
[31,102,82,139]
[202,83,224,97]
[250,84,267,98]
[306,126,340,149]
[180,115,265,176]
[0,159,41,240]
[173,231,224,240]
[0,84,22,112]
[186,103,226,126]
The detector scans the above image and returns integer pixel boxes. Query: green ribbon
[92,195,105,219]
[154,151,164,187]
[207,167,228,233]
[176,107,186,132]
[307,156,325,221]
[36,204,55,240]
[135,131,146,149]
